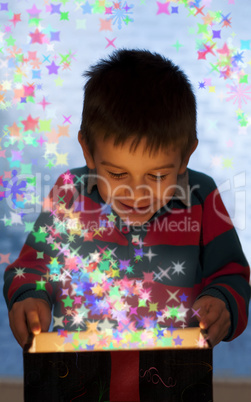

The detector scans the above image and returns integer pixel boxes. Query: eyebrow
[151,164,175,170]
[100,161,175,170]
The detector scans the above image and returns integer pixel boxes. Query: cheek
[96,177,112,201]
[97,179,130,202]
[158,177,178,202]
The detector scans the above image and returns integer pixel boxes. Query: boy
[4,49,250,400]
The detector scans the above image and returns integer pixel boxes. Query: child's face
[80,135,195,226]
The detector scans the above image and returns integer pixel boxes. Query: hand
[192,295,231,347]
[8,298,51,349]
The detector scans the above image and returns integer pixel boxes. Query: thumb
[26,309,41,335]
[192,300,209,328]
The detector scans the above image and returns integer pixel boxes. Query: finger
[9,310,29,348]
[206,316,229,347]
[196,299,225,330]
[199,307,220,330]
[191,299,211,322]
[26,309,41,335]
[204,307,231,347]
[39,303,51,332]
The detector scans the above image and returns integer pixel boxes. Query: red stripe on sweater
[5,245,52,302]
[204,262,250,285]
[110,351,140,402]
[213,283,248,340]
[203,189,234,245]
[144,205,202,246]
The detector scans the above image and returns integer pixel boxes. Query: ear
[78,131,96,169]
[178,139,198,175]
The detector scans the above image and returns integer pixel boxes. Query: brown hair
[79,49,197,160]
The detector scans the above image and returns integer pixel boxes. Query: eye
[148,174,168,181]
[108,171,127,179]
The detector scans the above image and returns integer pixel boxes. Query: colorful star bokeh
[15,172,209,350]
[0,1,250,351]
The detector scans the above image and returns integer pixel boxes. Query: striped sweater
[4,166,250,341]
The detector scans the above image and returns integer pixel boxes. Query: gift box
[23,327,212,402]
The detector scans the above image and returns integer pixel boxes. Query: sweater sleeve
[197,177,250,341]
[3,171,79,311]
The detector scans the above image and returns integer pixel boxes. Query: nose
[124,180,151,200]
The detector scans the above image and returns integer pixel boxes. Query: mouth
[118,201,151,214]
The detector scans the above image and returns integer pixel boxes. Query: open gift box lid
[23,327,212,402]
[26,326,210,353]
